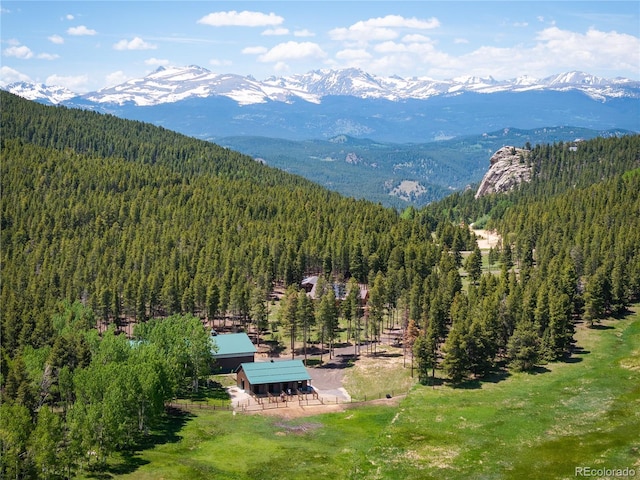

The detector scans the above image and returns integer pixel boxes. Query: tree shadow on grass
[419,377,446,387]
[572,346,591,355]
[91,408,193,478]
[372,352,403,358]
[89,455,150,478]
[526,365,551,374]
[184,380,231,402]
[588,324,615,330]
[452,370,511,390]
[138,407,193,449]
[562,356,584,364]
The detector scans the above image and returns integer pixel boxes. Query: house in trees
[211,333,257,373]
[301,275,369,304]
[236,359,312,395]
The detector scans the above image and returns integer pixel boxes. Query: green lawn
[357,308,640,479]
[95,307,639,480]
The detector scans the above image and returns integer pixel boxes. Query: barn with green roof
[236,360,312,395]
[211,333,257,373]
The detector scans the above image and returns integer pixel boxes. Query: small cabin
[301,275,369,304]
[236,359,312,395]
[211,333,257,373]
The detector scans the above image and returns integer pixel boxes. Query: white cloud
[37,53,59,60]
[197,10,283,27]
[48,34,64,44]
[362,15,440,29]
[374,40,439,56]
[274,61,290,72]
[67,25,97,36]
[423,26,640,80]
[209,58,233,68]
[105,70,128,87]
[531,27,640,74]
[294,29,315,38]
[402,34,431,43]
[145,57,170,66]
[242,46,268,55]
[3,41,58,62]
[454,38,469,44]
[65,14,74,21]
[374,41,409,54]
[3,44,34,59]
[46,73,89,91]
[258,41,326,62]
[329,25,397,43]
[113,37,157,51]
[336,49,372,61]
[330,15,439,43]
[262,28,289,36]
[0,66,31,86]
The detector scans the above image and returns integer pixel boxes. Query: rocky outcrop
[475,146,532,198]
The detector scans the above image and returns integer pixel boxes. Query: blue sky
[1,1,638,92]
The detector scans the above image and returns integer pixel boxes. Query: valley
[217,126,631,207]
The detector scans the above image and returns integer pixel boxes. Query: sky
[1,1,639,92]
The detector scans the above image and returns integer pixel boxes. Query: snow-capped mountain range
[4,81,78,105]
[4,65,639,107]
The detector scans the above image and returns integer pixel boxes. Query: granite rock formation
[475,146,532,198]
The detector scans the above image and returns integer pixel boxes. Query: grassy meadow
[94,307,639,480]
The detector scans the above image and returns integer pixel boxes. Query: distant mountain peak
[452,75,497,85]
[2,81,76,104]
[544,71,597,84]
[2,66,638,107]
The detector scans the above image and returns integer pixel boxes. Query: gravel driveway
[307,348,358,402]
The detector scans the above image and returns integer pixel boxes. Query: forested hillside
[1,91,639,478]
[415,134,640,380]
[1,91,453,347]
[425,134,640,327]
[428,135,640,224]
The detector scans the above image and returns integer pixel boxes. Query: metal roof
[211,333,257,358]
[238,360,311,385]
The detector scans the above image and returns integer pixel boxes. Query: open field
[95,307,639,480]
[473,228,502,250]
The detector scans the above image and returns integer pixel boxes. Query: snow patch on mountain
[3,66,639,107]
[83,65,320,106]
[3,82,76,104]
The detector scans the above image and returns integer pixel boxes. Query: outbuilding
[211,333,257,373]
[236,359,312,395]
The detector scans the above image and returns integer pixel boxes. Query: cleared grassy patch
[343,346,417,401]
[95,307,639,479]
[98,405,395,480]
